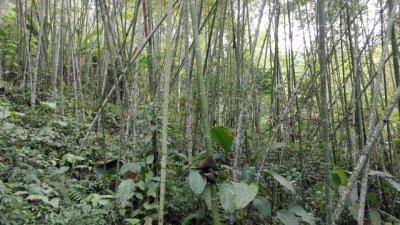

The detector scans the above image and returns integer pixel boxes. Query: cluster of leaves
[0,83,194,224]
[0,84,118,224]
[0,83,154,224]
[0,3,17,71]
[187,126,317,224]
[188,126,400,224]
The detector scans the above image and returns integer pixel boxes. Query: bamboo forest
[1,0,400,224]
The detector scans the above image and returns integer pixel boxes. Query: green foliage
[200,185,212,210]
[241,164,255,183]
[116,179,136,207]
[0,3,17,69]
[210,126,234,151]
[367,192,381,208]
[0,85,124,224]
[118,162,142,175]
[313,182,326,210]
[188,135,317,224]
[264,169,296,194]
[383,179,400,192]
[369,208,381,225]
[189,170,207,194]
[252,142,286,161]
[219,183,236,213]
[93,159,121,177]
[0,28,16,68]
[288,203,316,225]
[332,166,348,190]
[233,182,258,209]
[253,196,271,217]
[277,209,298,225]
[125,218,141,224]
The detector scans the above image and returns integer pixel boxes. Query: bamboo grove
[0,0,400,224]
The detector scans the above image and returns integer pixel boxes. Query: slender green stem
[189,0,220,224]
[158,0,173,222]
[317,0,332,223]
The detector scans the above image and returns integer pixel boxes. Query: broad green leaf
[253,196,271,216]
[134,193,143,200]
[150,125,157,131]
[48,198,60,208]
[189,170,206,194]
[94,159,122,176]
[144,134,153,142]
[197,208,205,218]
[174,152,188,160]
[0,110,11,119]
[252,143,286,161]
[125,218,140,225]
[11,197,24,209]
[331,173,341,190]
[217,173,229,182]
[332,166,348,186]
[146,154,154,164]
[116,179,136,208]
[288,203,316,225]
[119,162,142,175]
[63,154,77,163]
[367,192,381,208]
[233,182,258,209]
[346,187,359,220]
[3,122,15,129]
[368,171,393,178]
[26,194,48,203]
[242,164,255,183]
[251,146,268,161]
[5,56,14,67]
[210,126,234,151]
[11,111,25,117]
[146,181,159,197]
[265,169,296,194]
[80,204,90,215]
[219,183,236,213]
[277,209,298,225]
[0,29,6,37]
[98,199,109,206]
[271,142,286,150]
[137,180,145,190]
[57,121,68,126]
[200,185,212,210]
[145,171,154,183]
[369,208,381,225]
[150,176,160,182]
[54,166,70,174]
[143,201,159,210]
[146,113,155,121]
[385,178,400,191]
[143,216,153,225]
[40,102,57,109]
[28,186,44,195]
